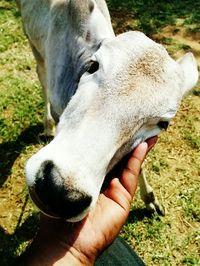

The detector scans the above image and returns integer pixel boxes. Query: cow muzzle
[28,160,92,221]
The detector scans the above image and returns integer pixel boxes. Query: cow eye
[157,121,169,130]
[87,60,99,74]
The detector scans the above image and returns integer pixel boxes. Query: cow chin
[28,185,95,222]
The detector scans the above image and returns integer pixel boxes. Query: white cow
[17,0,198,222]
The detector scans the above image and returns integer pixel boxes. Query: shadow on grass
[0,124,43,187]
[0,0,21,18]
[127,207,161,224]
[108,0,200,35]
[0,212,39,266]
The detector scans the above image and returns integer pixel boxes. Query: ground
[0,1,199,265]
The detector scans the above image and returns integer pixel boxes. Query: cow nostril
[38,160,58,181]
[33,160,92,219]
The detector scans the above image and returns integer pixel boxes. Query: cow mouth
[29,187,60,219]
[29,186,92,221]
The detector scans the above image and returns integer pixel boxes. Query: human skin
[18,139,156,266]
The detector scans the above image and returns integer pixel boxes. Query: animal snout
[30,160,92,220]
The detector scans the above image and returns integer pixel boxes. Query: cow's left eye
[87,60,99,74]
[157,121,169,130]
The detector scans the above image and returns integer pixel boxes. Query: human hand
[21,139,156,265]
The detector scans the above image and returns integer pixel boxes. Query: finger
[120,142,148,197]
[146,136,158,152]
[104,177,132,207]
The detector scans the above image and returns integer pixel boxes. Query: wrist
[18,233,95,266]
[66,246,94,266]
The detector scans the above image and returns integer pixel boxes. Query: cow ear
[177,52,199,95]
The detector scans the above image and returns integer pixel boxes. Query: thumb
[120,142,148,197]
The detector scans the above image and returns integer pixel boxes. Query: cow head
[26,32,198,222]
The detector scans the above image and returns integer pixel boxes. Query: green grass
[108,0,200,35]
[0,1,200,265]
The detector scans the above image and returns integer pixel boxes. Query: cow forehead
[97,32,179,82]
[94,32,183,102]
[77,32,184,125]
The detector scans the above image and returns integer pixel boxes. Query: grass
[108,0,200,35]
[0,1,199,265]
